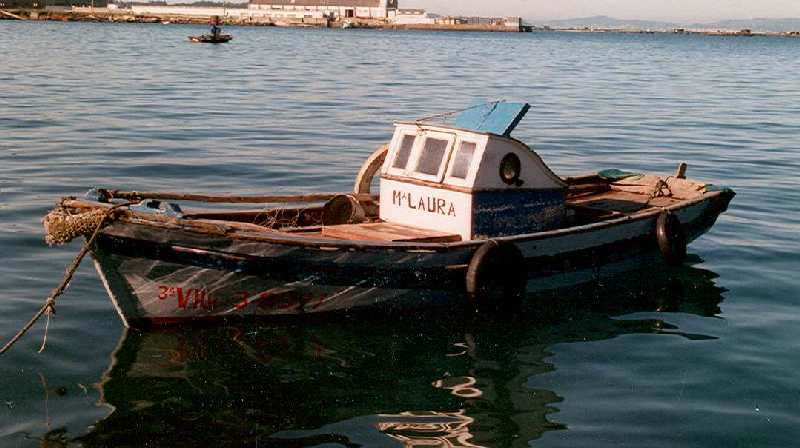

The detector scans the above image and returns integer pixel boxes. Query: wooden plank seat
[321,222,462,243]
[566,190,683,225]
[570,190,666,213]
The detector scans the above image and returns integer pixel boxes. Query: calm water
[1,21,799,447]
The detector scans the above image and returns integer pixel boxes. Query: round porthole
[499,153,522,185]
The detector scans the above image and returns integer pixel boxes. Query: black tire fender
[656,210,687,265]
[466,240,527,306]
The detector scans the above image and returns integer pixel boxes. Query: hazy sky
[400,0,800,22]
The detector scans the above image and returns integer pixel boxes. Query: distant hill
[692,18,800,33]
[536,15,676,31]
[531,15,800,32]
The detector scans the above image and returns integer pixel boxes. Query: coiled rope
[0,202,129,355]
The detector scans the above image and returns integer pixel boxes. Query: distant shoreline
[537,26,800,38]
[0,8,525,32]
[3,9,800,37]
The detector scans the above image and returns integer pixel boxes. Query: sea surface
[1,21,799,447]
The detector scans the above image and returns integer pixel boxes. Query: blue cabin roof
[452,101,530,137]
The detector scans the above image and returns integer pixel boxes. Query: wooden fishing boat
[188,34,233,43]
[189,17,232,44]
[45,102,734,327]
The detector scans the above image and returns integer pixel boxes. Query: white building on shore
[129,4,251,19]
[391,8,437,24]
[248,0,397,20]
[106,0,521,29]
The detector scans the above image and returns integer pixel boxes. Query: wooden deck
[568,190,681,213]
[321,222,461,243]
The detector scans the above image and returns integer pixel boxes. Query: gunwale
[60,187,731,252]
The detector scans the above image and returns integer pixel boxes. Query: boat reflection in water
[79,260,726,447]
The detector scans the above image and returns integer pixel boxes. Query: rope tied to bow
[43,206,109,246]
[0,203,129,355]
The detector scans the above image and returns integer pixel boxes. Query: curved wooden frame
[353,144,388,195]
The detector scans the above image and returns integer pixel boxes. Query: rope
[0,203,129,355]
[414,101,501,125]
[649,176,674,200]
[39,312,51,354]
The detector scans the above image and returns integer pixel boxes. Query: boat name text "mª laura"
[392,190,456,216]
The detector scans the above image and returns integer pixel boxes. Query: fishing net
[42,207,108,246]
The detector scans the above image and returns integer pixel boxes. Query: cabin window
[415,137,449,176]
[392,134,416,170]
[449,141,476,179]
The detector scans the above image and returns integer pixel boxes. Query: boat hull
[188,34,233,43]
[90,190,733,327]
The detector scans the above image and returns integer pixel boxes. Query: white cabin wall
[473,137,566,190]
[379,178,473,240]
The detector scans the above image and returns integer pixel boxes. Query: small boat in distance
[189,16,233,43]
[189,34,233,43]
[44,101,734,327]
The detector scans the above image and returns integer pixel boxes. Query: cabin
[377,102,567,241]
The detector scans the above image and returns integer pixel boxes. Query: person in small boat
[209,16,221,39]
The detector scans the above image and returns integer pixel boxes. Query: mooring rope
[0,203,129,355]
[649,176,674,200]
